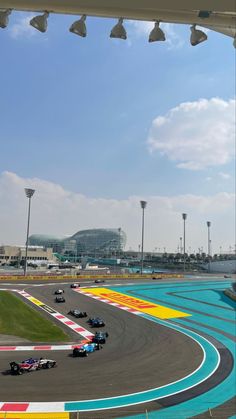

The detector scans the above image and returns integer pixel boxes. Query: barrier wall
[0,273,183,281]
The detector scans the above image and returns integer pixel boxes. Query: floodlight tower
[140,200,147,275]
[24,188,35,276]
[207,221,211,272]
[118,227,122,258]
[182,213,187,273]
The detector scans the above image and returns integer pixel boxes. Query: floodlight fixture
[190,24,207,46]
[25,188,35,198]
[149,21,166,42]
[110,18,127,40]
[140,200,147,274]
[70,15,87,37]
[0,9,12,29]
[30,11,49,33]
[198,10,211,19]
[24,188,35,276]
[140,200,147,209]
[182,213,187,272]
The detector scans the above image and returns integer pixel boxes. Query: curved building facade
[69,228,126,253]
[28,234,64,253]
[29,228,126,255]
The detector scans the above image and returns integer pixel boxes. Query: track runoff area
[0,275,235,418]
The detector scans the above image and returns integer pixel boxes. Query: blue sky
[0,12,235,253]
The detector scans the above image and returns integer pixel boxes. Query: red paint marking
[34,346,51,350]
[55,314,65,319]
[0,346,16,350]
[64,321,75,325]
[0,403,29,411]
[74,327,85,332]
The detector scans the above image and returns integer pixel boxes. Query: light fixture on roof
[110,18,127,40]
[149,21,165,42]
[190,24,207,46]
[30,11,49,33]
[0,9,12,29]
[70,15,87,37]
[198,10,211,19]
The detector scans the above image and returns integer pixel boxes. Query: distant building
[202,259,236,274]
[29,228,126,256]
[0,245,53,266]
[27,234,64,253]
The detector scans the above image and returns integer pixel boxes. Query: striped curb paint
[0,288,94,351]
[76,289,143,315]
[17,290,94,341]
[0,414,69,419]
[77,287,190,319]
[0,402,65,413]
[0,343,88,351]
[0,403,30,412]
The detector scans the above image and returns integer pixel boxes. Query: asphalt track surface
[0,280,202,403]
[0,276,235,418]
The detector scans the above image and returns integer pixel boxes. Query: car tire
[12,364,19,374]
[19,368,24,375]
[46,361,52,369]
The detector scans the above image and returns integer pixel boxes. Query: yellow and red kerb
[81,288,190,319]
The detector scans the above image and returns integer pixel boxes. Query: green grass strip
[0,291,69,342]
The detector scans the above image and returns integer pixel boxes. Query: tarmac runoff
[0,284,220,414]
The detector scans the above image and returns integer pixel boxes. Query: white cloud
[9,14,37,39]
[219,172,231,179]
[127,21,184,49]
[148,98,235,170]
[0,172,234,254]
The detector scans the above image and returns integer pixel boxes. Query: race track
[0,276,235,418]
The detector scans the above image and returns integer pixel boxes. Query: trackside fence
[0,273,183,281]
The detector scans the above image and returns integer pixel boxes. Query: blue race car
[73,342,101,357]
[92,331,109,344]
[88,317,105,327]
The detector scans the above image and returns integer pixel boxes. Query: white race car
[10,357,57,374]
[54,289,64,295]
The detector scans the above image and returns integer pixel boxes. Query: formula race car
[54,289,64,295]
[55,296,65,303]
[88,317,105,327]
[91,331,109,344]
[70,283,80,288]
[73,342,101,357]
[10,357,57,374]
[68,309,87,318]
[94,279,105,283]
